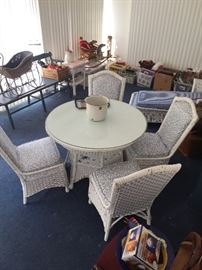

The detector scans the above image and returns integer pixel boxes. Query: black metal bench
[0,52,63,129]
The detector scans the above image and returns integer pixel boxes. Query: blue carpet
[0,84,202,270]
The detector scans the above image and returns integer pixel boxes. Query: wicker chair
[0,127,69,204]
[88,161,181,241]
[125,97,199,168]
[69,70,126,186]
[88,70,126,101]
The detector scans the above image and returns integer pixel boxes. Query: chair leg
[104,217,112,241]
[88,198,92,204]
[23,195,27,205]
[69,151,77,189]
[104,230,109,242]
[21,182,27,205]
[146,208,151,225]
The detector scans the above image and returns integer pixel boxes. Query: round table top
[45,100,147,152]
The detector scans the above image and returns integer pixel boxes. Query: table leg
[5,105,15,129]
[68,150,123,189]
[69,151,77,189]
[72,74,76,96]
[83,71,86,90]
[40,90,47,112]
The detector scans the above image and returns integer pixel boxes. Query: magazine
[122,225,162,270]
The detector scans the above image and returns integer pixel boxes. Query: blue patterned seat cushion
[17,137,61,172]
[127,133,169,158]
[90,161,140,206]
[132,90,202,110]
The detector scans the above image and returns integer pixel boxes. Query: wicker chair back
[111,164,181,218]
[157,97,199,155]
[88,70,126,101]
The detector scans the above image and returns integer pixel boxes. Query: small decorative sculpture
[107,35,112,58]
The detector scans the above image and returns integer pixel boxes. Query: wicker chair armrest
[89,176,111,209]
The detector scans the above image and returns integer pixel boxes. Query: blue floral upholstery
[18,137,61,172]
[91,161,140,206]
[126,133,169,158]
[88,70,126,101]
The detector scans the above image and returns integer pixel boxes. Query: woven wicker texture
[89,162,181,241]
[126,97,199,169]
[88,70,126,101]
[0,126,69,204]
[68,149,123,188]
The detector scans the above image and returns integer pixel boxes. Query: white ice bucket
[85,96,109,121]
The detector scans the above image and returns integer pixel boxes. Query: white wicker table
[45,100,147,188]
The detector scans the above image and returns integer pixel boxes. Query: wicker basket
[173,80,192,92]
[137,68,155,88]
[0,51,33,79]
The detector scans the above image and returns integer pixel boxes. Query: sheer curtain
[0,0,43,63]
[38,0,104,60]
[0,0,104,62]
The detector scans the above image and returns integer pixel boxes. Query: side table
[66,60,88,96]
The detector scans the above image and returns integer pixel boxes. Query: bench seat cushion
[131,90,202,110]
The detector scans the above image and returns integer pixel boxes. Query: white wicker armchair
[0,127,69,204]
[88,161,181,241]
[88,70,126,101]
[125,97,199,168]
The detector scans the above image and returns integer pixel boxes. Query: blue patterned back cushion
[132,90,202,109]
[133,91,176,109]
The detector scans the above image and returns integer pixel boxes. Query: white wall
[102,0,132,61]
[127,0,202,69]
[112,0,132,61]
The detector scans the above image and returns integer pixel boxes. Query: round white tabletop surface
[45,100,147,151]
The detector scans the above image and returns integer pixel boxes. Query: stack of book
[122,225,166,270]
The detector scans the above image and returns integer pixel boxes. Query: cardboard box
[173,81,192,92]
[42,66,69,81]
[157,67,178,75]
[153,72,173,91]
